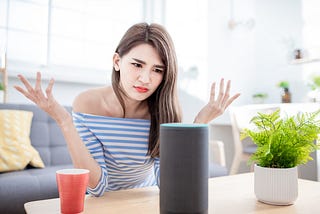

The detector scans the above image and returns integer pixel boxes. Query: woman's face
[113,43,165,101]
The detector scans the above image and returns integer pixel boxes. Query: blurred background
[1,0,320,176]
[0,0,320,124]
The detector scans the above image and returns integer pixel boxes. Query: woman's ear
[113,53,120,71]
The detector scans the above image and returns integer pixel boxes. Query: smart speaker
[160,123,209,214]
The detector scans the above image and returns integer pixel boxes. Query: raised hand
[14,72,72,126]
[194,78,240,124]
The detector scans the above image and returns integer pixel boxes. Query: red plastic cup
[56,169,89,214]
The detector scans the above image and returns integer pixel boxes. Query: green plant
[277,81,289,89]
[241,109,320,168]
[0,83,4,91]
[309,75,320,90]
[252,93,268,99]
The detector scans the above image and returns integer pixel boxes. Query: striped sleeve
[154,157,160,186]
[72,112,108,197]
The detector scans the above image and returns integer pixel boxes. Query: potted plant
[241,108,320,205]
[277,81,291,103]
[307,75,320,102]
[309,75,320,90]
[277,81,289,89]
[252,93,268,104]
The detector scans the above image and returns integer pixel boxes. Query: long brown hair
[112,23,182,158]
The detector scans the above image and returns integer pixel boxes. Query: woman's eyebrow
[132,58,165,69]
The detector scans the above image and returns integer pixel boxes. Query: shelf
[290,58,320,65]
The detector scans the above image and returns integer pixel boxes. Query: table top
[211,173,320,213]
[25,173,320,214]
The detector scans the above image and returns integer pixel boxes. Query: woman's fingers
[15,73,56,106]
[216,78,224,103]
[225,93,241,108]
[209,78,239,111]
[210,78,231,107]
[46,78,55,101]
[14,85,36,102]
[209,82,216,102]
[17,74,35,94]
[194,78,240,123]
[34,72,47,101]
[220,80,231,107]
[35,72,42,91]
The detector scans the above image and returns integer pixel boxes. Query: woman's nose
[138,70,151,83]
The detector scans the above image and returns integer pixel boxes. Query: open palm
[14,72,71,126]
[194,78,240,124]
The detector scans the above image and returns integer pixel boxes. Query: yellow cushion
[0,110,45,172]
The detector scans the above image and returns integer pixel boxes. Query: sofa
[0,103,73,214]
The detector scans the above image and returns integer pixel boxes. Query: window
[0,0,144,84]
[0,0,208,95]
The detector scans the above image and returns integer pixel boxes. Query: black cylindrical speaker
[160,123,209,214]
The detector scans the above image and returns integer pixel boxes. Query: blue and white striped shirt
[72,112,160,197]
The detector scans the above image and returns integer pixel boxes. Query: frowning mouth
[134,86,149,93]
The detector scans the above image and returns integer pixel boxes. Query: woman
[15,23,240,197]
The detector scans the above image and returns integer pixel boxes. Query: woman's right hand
[14,72,72,126]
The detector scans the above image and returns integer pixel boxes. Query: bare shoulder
[72,86,115,115]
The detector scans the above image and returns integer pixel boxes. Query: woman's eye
[132,63,142,68]
[154,68,164,73]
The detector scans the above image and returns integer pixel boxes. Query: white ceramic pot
[254,164,298,205]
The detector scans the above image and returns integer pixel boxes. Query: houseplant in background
[277,81,291,103]
[241,109,320,205]
[252,93,268,104]
[307,75,320,102]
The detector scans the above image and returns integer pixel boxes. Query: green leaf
[242,109,320,168]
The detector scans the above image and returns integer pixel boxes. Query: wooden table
[25,173,320,214]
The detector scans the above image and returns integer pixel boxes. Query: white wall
[208,0,306,109]
[5,0,308,124]
[207,0,256,124]
[208,0,256,105]
[254,0,305,103]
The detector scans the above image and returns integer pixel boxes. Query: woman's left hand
[194,78,240,124]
